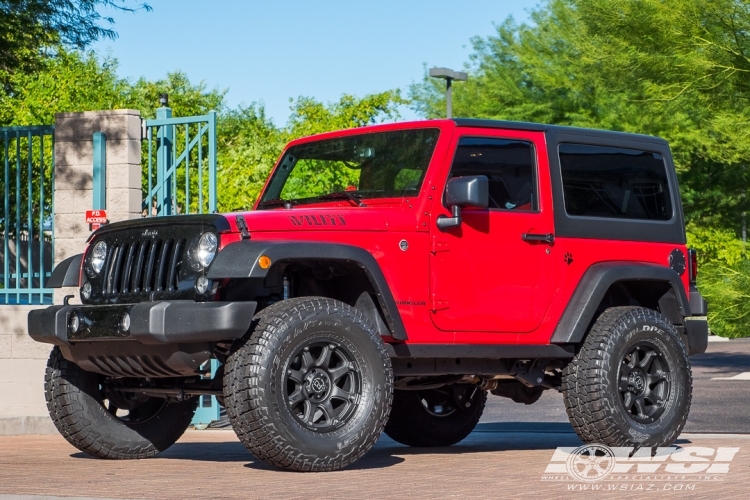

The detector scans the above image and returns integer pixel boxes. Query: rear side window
[450,137,537,210]
[559,144,673,221]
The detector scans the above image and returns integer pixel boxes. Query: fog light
[119,312,130,332]
[68,313,80,334]
[81,282,92,300]
[196,276,210,294]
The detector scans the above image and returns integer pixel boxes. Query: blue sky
[93,0,540,124]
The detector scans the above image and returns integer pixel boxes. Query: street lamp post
[429,67,468,118]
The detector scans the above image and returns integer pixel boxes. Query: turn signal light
[688,249,698,284]
[258,255,272,269]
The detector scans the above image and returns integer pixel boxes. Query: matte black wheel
[384,385,486,447]
[45,347,197,459]
[224,297,393,472]
[562,306,691,448]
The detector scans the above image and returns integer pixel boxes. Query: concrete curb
[0,417,56,436]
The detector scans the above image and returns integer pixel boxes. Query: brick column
[53,109,143,303]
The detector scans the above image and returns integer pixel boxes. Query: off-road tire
[384,386,487,447]
[562,306,691,448]
[223,297,393,472]
[45,346,198,459]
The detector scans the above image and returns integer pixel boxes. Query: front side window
[258,128,440,208]
[449,137,537,210]
[559,144,673,220]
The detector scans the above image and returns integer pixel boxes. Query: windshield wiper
[317,192,367,207]
[257,198,296,209]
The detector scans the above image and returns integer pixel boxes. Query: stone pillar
[53,109,143,303]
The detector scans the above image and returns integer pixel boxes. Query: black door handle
[522,233,555,244]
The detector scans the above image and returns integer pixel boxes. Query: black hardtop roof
[452,119,668,146]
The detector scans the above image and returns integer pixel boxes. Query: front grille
[82,221,216,305]
[101,238,186,296]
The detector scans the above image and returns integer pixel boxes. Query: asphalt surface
[479,337,750,434]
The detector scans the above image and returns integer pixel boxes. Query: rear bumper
[28,300,257,346]
[684,316,709,356]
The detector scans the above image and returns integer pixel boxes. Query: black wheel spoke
[622,391,634,411]
[638,350,656,371]
[320,401,336,422]
[315,345,333,369]
[288,369,304,384]
[646,371,667,386]
[301,349,315,371]
[301,400,314,423]
[618,375,630,392]
[288,388,305,406]
[633,397,647,418]
[328,363,351,383]
[330,385,353,402]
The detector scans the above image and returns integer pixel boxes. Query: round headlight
[89,241,107,275]
[195,232,218,269]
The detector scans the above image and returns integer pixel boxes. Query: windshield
[258,128,440,208]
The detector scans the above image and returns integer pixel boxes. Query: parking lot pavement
[1,338,747,500]
[0,430,748,499]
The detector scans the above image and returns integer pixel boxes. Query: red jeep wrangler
[29,119,708,471]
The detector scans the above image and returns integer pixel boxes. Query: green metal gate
[143,108,217,217]
[142,108,221,427]
[0,126,54,305]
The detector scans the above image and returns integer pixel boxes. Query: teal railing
[0,126,54,305]
[143,108,217,217]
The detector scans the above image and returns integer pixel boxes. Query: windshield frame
[256,126,442,210]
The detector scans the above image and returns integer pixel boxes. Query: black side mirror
[437,175,489,230]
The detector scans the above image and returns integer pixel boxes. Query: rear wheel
[384,385,487,447]
[45,347,197,459]
[562,306,691,448]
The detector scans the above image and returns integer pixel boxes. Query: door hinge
[431,236,449,254]
[430,295,450,311]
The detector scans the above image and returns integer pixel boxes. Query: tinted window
[449,137,536,210]
[559,144,672,220]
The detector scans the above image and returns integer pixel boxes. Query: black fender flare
[207,240,407,340]
[47,254,83,288]
[551,262,690,344]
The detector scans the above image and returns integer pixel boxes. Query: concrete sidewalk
[0,429,748,499]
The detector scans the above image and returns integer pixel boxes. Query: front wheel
[45,347,197,459]
[562,306,691,448]
[223,297,393,472]
[384,385,487,447]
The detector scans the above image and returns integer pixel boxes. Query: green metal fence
[0,126,55,305]
[143,108,217,217]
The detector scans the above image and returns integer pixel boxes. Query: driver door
[429,130,555,334]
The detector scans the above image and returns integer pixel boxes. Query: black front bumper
[28,300,257,346]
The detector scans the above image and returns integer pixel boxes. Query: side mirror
[437,175,489,230]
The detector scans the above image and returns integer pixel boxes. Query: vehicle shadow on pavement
[68,422,583,470]
[690,352,750,371]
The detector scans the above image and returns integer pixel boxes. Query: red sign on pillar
[85,210,108,231]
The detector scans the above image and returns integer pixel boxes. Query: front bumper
[28,300,257,346]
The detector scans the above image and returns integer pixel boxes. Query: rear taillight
[688,249,698,284]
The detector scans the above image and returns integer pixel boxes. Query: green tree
[215,91,406,211]
[0,0,150,91]
[411,0,750,336]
